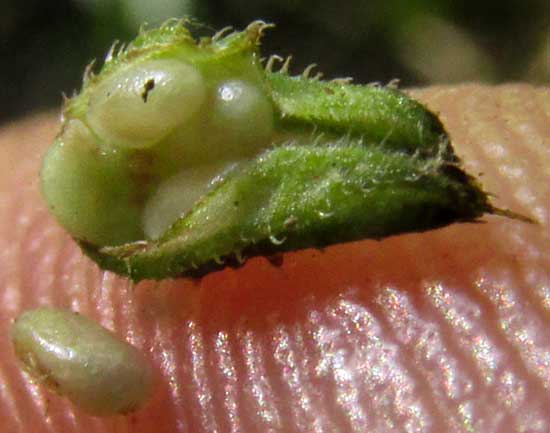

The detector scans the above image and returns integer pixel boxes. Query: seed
[87,59,205,149]
[41,120,144,246]
[142,160,238,239]
[207,80,274,155]
[11,307,154,416]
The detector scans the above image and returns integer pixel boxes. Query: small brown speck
[266,253,284,267]
[141,79,155,103]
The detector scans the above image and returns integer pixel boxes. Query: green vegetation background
[1,0,548,122]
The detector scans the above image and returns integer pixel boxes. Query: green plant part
[11,308,154,416]
[41,20,526,281]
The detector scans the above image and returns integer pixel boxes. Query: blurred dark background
[1,0,549,123]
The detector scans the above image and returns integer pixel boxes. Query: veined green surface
[42,20,506,281]
[267,72,452,160]
[87,143,492,281]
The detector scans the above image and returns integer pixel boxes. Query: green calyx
[41,20,520,281]
[85,143,492,281]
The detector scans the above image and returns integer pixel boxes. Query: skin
[0,84,549,432]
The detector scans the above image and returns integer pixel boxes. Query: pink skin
[0,84,549,432]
